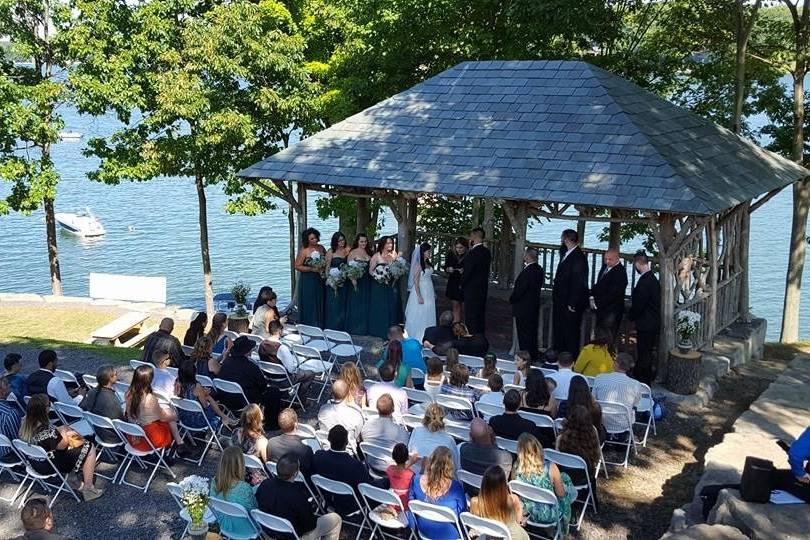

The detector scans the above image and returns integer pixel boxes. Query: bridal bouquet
[326,266,346,295]
[372,263,392,285]
[178,475,210,527]
[304,250,327,277]
[343,260,366,290]
[388,256,410,286]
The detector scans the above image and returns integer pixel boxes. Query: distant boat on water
[58,131,82,141]
[55,207,106,237]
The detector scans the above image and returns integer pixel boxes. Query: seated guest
[191,336,219,377]
[556,405,601,504]
[367,363,409,419]
[573,328,615,377]
[389,325,426,386]
[565,376,605,442]
[209,447,257,538]
[470,466,529,540]
[460,418,513,478]
[12,498,66,540]
[259,320,315,398]
[521,369,558,418]
[478,353,497,379]
[439,363,480,421]
[313,426,373,516]
[232,404,269,485]
[125,365,190,457]
[592,352,642,434]
[256,453,342,540]
[444,348,460,373]
[547,352,578,401]
[3,353,27,399]
[476,373,504,408]
[436,322,488,357]
[408,446,467,539]
[26,350,84,404]
[317,380,364,454]
[141,317,187,367]
[423,311,455,351]
[337,362,367,408]
[789,427,810,484]
[540,349,559,371]
[513,433,575,536]
[150,350,177,399]
[79,366,123,443]
[386,443,419,509]
[207,312,232,356]
[0,377,24,462]
[361,394,410,449]
[512,350,531,386]
[20,394,104,501]
[424,356,444,398]
[490,389,554,449]
[376,338,412,388]
[183,311,208,347]
[408,403,459,472]
[268,408,314,478]
[218,336,281,430]
[251,290,282,339]
[174,361,232,431]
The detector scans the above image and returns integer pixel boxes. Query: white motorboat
[58,131,82,140]
[55,208,106,237]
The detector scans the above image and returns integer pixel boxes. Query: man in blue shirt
[788,427,810,483]
[384,325,425,388]
[3,353,27,398]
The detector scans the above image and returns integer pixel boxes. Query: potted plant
[179,475,210,539]
[676,310,701,353]
[231,281,251,317]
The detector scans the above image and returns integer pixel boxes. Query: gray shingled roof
[238,60,809,214]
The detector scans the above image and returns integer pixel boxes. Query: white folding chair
[171,397,224,464]
[359,442,395,478]
[409,499,464,540]
[265,461,323,513]
[598,400,637,467]
[508,480,563,540]
[52,401,92,436]
[411,367,426,382]
[212,379,251,417]
[475,401,505,420]
[291,344,334,403]
[585,376,595,388]
[13,439,82,508]
[113,380,130,395]
[460,511,513,539]
[458,355,484,370]
[208,496,261,539]
[294,423,317,439]
[296,324,331,352]
[82,374,98,388]
[402,413,423,431]
[496,359,517,374]
[0,434,26,503]
[531,366,557,378]
[167,481,217,539]
[112,419,176,492]
[54,369,79,387]
[503,384,524,394]
[82,411,127,482]
[197,374,215,389]
[634,383,656,447]
[302,437,322,452]
[544,449,597,528]
[404,387,434,410]
[181,344,194,355]
[240,333,264,347]
[467,376,490,393]
[130,359,150,371]
[363,379,376,394]
[495,436,518,454]
[250,509,301,540]
[553,418,564,436]
[258,361,304,410]
[445,423,470,442]
[315,429,331,450]
[165,366,178,379]
[243,453,269,483]
[324,329,365,373]
[361,407,379,422]
[6,393,25,414]
[223,330,239,342]
[358,483,415,540]
[518,410,558,444]
[311,474,370,540]
[435,394,474,421]
[457,469,483,493]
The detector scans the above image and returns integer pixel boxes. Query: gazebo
[238,60,808,364]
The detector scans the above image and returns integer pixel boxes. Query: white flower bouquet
[372,263,392,285]
[326,266,345,295]
[676,310,701,342]
[388,256,410,286]
[343,260,367,290]
[178,475,210,526]
[304,250,326,277]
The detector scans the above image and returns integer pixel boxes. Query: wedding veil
[408,245,422,291]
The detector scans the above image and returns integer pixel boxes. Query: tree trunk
[288,182,296,297]
[472,198,482,227]
[577,219,586,248]
[609,210,621,250]
[356,197,369,237]
[497,212,513,290]
[195,175,215,317]
[482,200,495,242]
[407,198,418,253]
[369,205,380,239]
[732,0,762,135]
[43,196,62,296]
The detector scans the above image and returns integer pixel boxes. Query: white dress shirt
[367,381,409,419]
[318,400,364,451]
[548,367,583,401]
[46,375,82,405]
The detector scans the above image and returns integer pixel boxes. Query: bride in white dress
[405,243,437,343]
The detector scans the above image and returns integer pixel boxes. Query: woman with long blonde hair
[471,466,528,540]
[209,446,257,538]
[231,404,268,485]
[408,446,466,539]
[338,361,367,407]
[407,403,459,472]
[514,433,575,534]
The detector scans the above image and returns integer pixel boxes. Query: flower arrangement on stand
[326,266,346,296]
[231,281,250,317]
[343,260,366,290]
[304,250,327,277]
[179,475,210,539]
[676,310,701,352]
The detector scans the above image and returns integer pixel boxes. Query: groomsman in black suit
[509,248,545,361]
[589,248,628,340]
[460,227,492,335]
[552,229,589,356]
[628,251,660,384]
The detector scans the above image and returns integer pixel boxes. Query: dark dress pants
[634,330,657,385]
[515,311,539,362]
[553,303,582,357]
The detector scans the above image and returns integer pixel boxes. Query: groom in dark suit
[552,229,589,356]
[460,227,492,335]
[509,247,545,361]
[589,248,628,340]
[628,251,660,384]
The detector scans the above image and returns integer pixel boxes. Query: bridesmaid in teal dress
[368,235,403,339]
[346,233,373,335]
[324,231,350,331]
[294,227,326,328]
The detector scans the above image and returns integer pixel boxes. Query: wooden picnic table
[90,312,150,346]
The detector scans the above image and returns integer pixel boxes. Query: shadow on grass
[0,336,136,365]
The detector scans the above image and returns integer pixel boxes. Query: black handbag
[740,456,774,503]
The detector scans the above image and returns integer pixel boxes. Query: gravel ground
[0,341,794,539]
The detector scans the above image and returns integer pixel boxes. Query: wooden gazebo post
[656,213,677,379]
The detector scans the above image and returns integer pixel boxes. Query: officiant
[509,247,544,361]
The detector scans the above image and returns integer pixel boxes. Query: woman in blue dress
[368,235,402,339]
[294,227,326,328]
[346,232,373,335]
[324,231,350,331]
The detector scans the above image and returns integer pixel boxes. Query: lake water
[1,107,808,341]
